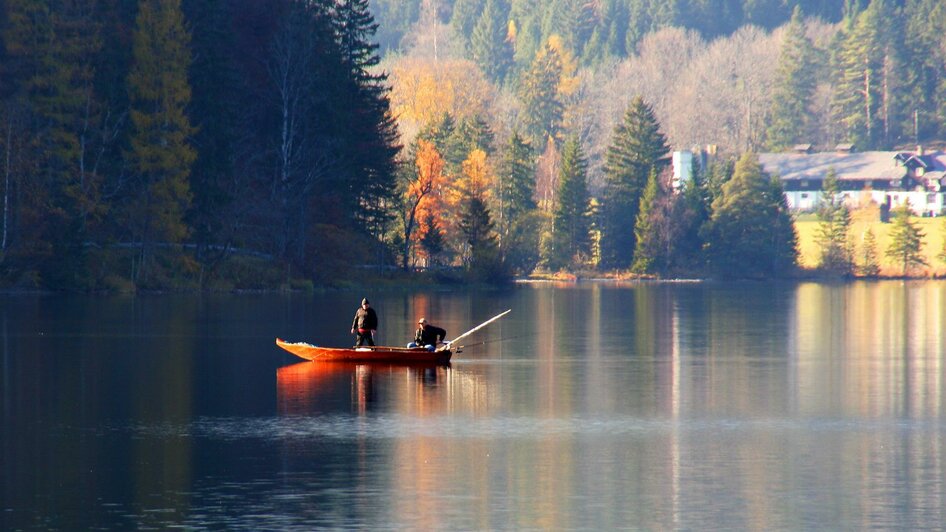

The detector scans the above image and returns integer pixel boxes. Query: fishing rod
[438,309,512,352]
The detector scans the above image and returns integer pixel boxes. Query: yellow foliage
[388,57,493,140]
[545,35,579,96]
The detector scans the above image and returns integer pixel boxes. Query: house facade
[757,146,946,216]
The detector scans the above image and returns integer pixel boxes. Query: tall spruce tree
[471,0,513,84]
[832,0,903,148]
[766,6,817,150]
[517,40,565,146]
[547,136,591,270]
[335,0,400,241]
[702,152,797,278]
[598,96,670,270]
[859,227,880,277]
[496,131,536,234]
[125,0,196,283]
[631,168,659,274]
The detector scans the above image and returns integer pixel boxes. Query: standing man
[351,298,378,347]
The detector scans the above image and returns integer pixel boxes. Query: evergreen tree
[496,131,536,234]
[183,0,241,279]
[471,0,513,84]
[125,0,196,283]
[859,227,880,277]
[901,0,946,141]
[598,96,670,270]
[335,0,400,241]
[459,194,501,278]
[631,168,659,274]
[885,203,926,276]
[451,0,486,52]
[702,152,798,278]
[420,213,445,267]
[766,6,817,150]
[517,40,565,146]
[831,0,903,148]
[4,0,106,287]
[547,136,591,270]
[815,169,853,274]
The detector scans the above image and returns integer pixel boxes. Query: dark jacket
[352,307,378,331]
[414,324,446,346]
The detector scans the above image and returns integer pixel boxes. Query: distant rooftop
[759,151,907,181]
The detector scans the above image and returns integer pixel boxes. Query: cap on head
[361,298,370,305]
[418,318,426,324]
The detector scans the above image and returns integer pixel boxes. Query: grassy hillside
[796,215,946,277]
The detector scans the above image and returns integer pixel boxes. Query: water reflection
[2,283,946,529]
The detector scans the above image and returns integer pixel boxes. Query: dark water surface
[2,281,946,529]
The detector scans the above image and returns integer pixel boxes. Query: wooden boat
[276,308,512,365]
[275,338,453,363]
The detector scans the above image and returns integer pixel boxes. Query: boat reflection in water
[276,360,451,415]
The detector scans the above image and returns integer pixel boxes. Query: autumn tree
[702,152,797,278]
[124,0,196,284]
[598,96,670,270]
[545,137,591,270]
[885,204,926,276]
[401,139,444,270]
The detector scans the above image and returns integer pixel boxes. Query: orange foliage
[411,140,450,247]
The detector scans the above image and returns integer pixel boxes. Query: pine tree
[885,204,926,276]
[547,136,591,270]
[451,0,486,52]
[335,0,400,241]
[183,0,241,278]
[702,152,798,278]
[470,0,513,84]
[598,96,670,270]
[496,131,536,235]
[459,194,501,278]
[766,6,817,150]
[815,169,853,275]
[901,0,946,141]
[125,0,196,283]
[631,168,659,274]
[517,40,565,146]
[831,0,903,149]
[420,213,445,267]
[859,227,880,277]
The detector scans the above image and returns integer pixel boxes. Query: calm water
[2,281,946,530]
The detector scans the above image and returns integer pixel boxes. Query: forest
[1,0,945,290]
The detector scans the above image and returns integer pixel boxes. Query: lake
[2,281,945,529]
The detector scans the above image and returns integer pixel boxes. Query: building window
[928,193,937,204]
[800,180,807,188]
[801,193,808,199]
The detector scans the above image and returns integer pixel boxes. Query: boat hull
[276,338,452,363]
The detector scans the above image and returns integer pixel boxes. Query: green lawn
[795,216,946,276]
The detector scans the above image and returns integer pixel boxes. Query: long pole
[439,309,512,351]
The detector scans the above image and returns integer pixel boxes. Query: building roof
[758,151,907,181]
